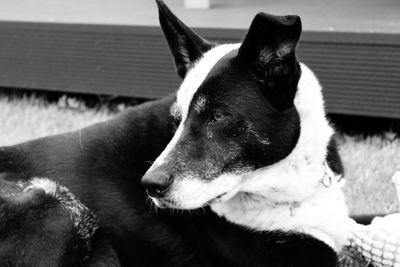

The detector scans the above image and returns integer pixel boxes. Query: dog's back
[0,96,179,266]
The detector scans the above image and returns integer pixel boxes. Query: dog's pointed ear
[156,0,213,79]
[237,13,302,111]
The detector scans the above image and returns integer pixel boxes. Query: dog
[0,177,98,266]
[0,1,350,266]
[141,0,350,266]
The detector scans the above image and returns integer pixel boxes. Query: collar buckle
[322,162,343,188]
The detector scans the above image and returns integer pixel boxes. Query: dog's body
[0,1,352,266]
[0,97,342,267]
[0,96,179,266]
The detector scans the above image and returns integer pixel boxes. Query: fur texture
[0,96,178,266]
[0,177,98,266]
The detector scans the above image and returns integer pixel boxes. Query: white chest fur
[211,180,350,251]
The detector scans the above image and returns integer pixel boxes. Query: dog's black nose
[141,170,171,198]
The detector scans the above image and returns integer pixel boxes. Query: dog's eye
[210,111,225,123]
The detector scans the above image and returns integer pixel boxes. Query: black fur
[327,136,344,175]
[0,96,177,266]
[238,12,302,111]
[0,178,96,267]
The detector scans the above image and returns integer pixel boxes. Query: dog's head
[142,0,303,209]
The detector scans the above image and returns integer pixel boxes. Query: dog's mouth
[205,193,228,205]
[150,192,229,210]
[151,197,178,209]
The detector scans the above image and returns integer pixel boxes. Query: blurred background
[0,0,399,215]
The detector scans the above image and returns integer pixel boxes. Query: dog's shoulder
[195,212,339,267]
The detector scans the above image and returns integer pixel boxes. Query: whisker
[146,195,159,216]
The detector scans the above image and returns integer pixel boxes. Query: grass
[0,93,399,215]
[0,94,112,146]
[339,135,400,214]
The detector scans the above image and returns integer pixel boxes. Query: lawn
[0,93,399,215]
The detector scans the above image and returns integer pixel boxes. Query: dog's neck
[211,164,349,251]
[211,63,350,252]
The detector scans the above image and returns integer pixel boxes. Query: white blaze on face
[148,44,241,171]
[176,43,241,122]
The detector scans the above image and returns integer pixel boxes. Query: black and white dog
[0,1,351,266]
[141,0,350,266]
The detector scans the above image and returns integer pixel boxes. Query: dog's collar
[321,162,343,188]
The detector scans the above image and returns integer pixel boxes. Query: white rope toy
[347,171,400,267]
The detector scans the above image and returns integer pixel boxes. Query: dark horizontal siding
[298,41,400,118]
[0,21,399,118]
[0,23,180,99]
